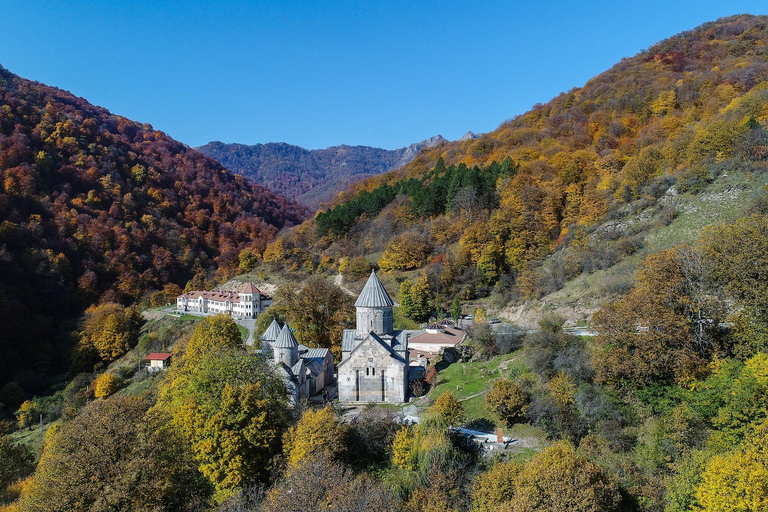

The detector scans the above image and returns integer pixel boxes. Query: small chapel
[337,270,410,403]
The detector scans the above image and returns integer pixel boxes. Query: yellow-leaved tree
[548,370,577,407]
[184,314,243,364]
[94,373,118,398]
[695,419,768,512]
[471,461,522,512]
[510,442,621,512]
[192,381,284,496]
[428,392,464,427]
[392,426,415,471]
[20,397,197,512]
[75,303,141,366]
[485,378,528,427]
[154,314,290,504]
[15,400,40,430]
[283,406,345,470]
[378,232,431,272]
[262,238,286,270]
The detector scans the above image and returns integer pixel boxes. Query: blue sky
[1,1,766,149]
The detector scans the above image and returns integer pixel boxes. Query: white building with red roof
[144,352,172,372]
[176,282,272,318]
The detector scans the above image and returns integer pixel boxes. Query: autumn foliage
[74,303,141,369]
[485,378,528,427]
[156,314,290,503]
[265,14,768,315]
[93,374,117,398]
[428,392,464,426]
[283,406,345,469]
[0,65,307,394]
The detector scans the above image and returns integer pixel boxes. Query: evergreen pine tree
[451,296,462,321]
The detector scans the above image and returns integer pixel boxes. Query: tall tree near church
[399,274,431,322]
[157,345,289,504]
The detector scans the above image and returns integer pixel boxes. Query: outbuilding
[144,352,172,372]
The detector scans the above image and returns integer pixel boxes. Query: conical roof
[261,318,282,341]
[292,359,305,377]
[355,270,394,308]
[274,324,298,348]
[241,282,260,294]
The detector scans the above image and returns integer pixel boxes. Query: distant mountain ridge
[196,135,446,208]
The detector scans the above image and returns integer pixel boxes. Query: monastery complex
[176,272,465,404]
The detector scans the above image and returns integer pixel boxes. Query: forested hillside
[0,66,308,395]
[264,14,768,309]
[197,135,446,208]
[3,14,768,512]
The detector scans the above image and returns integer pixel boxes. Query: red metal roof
[409,326,466,346]
[180,285,270,303]
[241,282,260,294]
[145,352,172,361]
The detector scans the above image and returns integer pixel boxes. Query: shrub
[0,436,34,492]
[617,235,644,256]
[538,313,566,333]
[510,442,621,511]
[263,451,396,511]
[345,256,373,281]
[283,406,345,469]
[94,374,118,398]
[428,392,464,426]
[471,461,522,512]
[15,401,40,430]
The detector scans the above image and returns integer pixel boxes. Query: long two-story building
[176,282,272,318]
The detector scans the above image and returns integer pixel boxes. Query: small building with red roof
[407,320,466,368]
[144,352,172,372]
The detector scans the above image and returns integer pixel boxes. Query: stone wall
[338,338,406,403]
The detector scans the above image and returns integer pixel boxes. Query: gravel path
[333,273,357,297]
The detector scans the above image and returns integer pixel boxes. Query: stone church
[337,271,409,403]
[260,320,334,405]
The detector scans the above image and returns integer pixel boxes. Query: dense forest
[196,135,445,208]
[264,14,768,306]
[0,66,308,397]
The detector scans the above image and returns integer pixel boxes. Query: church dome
[355,270,394,308]
[261,318,282,342]
[274,325,299,348]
